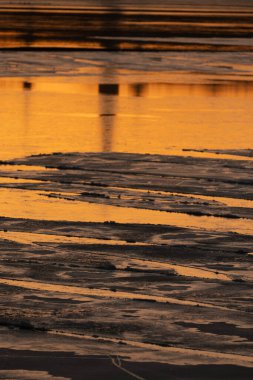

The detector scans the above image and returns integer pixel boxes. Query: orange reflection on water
[118,258,230,281]
[0,188,252,235]
[0,230,145,246]
[0,77,253,160]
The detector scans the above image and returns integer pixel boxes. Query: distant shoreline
[0,7,252,51]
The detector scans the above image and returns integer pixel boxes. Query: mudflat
[0,151,252,379]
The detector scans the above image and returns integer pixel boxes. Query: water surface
[0,76,252,160]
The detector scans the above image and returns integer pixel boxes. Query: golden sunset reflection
[0,77,252,160]
[0,230,144,247]
[0,188,251,235]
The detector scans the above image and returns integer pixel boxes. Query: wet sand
[0,151,252,379]
[1,350,253,380]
